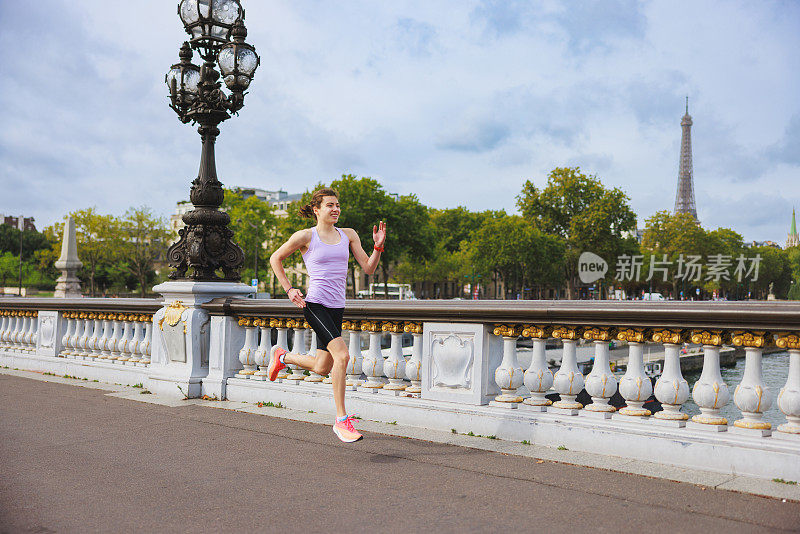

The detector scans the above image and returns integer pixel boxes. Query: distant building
[787,208,799,248]
[171,187,304,235]
[0,215,36,232]
[232,187,304,217]
[169,201,193,235]
[745,240,781,249]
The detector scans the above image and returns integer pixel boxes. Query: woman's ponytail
[299,204,315,218]
[299,188,339,220]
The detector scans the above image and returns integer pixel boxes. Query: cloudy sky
[1,1,798,242]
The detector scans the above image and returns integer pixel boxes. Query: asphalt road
[1,374,798,533]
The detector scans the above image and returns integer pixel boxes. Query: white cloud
[0,0,798,244]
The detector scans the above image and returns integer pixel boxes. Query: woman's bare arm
[344,222,385,275]
[269,229,311,307]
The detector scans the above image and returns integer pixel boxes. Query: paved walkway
[0,372,798,533]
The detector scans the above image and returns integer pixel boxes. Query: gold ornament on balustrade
[403,322,422,334]
[582,326,616,341]
[381,321,404,333]
[238,317,252,327]
[617,328,647,343]
[360,321,380,332]
[774,333,800,350]
[493,324,522,337]
[521,324,551,339]
[650,328,685,344]
[690,329,726,346]
[160,301,188,331]
[342,319,362,331]
[731,331,771,348]
[551,325,580,340]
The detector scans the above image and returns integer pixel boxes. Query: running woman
[268,188,386,443]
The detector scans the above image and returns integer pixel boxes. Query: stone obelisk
[54,217,83,298]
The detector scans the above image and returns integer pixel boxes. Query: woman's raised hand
[288,287,306,308]
[373,220,387,248]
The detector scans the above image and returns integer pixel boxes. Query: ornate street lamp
[165,0,260,280]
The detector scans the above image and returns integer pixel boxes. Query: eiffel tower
[674,97,698,220]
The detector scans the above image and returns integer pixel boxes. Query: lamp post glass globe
[217,24,259,91]
[179,0,243,60]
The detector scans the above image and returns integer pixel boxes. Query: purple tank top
[302,227,350,308]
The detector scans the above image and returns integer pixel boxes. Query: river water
[681,350,790,427]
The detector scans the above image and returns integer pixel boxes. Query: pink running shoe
[333,416,363,443]
[268,346,287,381]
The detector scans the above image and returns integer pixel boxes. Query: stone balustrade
[59,311,153,366]
[2,297,800,480]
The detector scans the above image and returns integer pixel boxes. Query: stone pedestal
[148,281,254,398]
[421,322,502,405]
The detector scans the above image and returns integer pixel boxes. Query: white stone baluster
[490,325,524,408]
[19,313,29,351]
[285,319,308,382]
[60,312,75,357]
[404,323,423,396]
[13,313,27,349]
[273,320,289,379]
[236,317,258,378]
[0,312,10,348]
[0,312,9,349]
[118,316,135,363]
[582,328,618,417]
[729,332,772,436]
[97,314,114,360]
[774,334,800,439]
[343,321,363,389]
[253,318,271,381]
[127,318,143,364]
[359,321,385,391]
[652,330,690,425]
[688,331,730,431]
[108,314,125,361]
[9,312,22,349]
[617,329,652,417]
[86,313,103,358]
[128,315,147,366]
[140,318,152,365]
[27,312,38,352]
[522,326,553,411]
[382,322,409,394]
[305,328,324,383]
[550,327,584,414]
[70,313,85,359]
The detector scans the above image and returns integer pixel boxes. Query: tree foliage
[517,167,637,297]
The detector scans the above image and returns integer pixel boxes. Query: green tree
[469,214,565,299]
[0,252,18,288]
[223,190,278,285]
[119,207,171,297]
[70,208,119,297]
[517,167,637,298]
[641,211,706,298]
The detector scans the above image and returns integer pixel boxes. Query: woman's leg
[325,337,349,418]
[283,341,348,417]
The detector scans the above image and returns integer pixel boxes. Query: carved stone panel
[431,333,475,389]
[35,311,62,357]
[422,322,500,405]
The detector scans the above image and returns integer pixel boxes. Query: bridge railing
[2,296,799,479]
[203,298,800,438]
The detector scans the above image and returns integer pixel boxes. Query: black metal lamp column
[165,0,260,281]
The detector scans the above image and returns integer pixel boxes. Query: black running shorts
[303,302,344,350]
